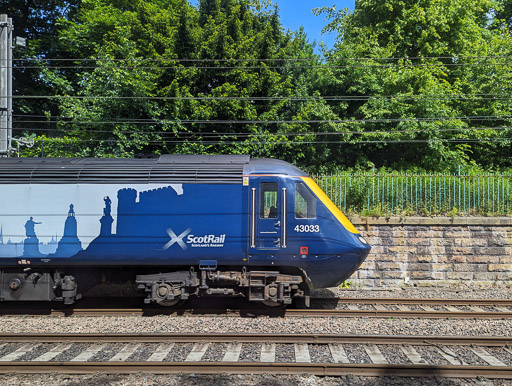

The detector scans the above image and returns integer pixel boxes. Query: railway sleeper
[136,266,306,307]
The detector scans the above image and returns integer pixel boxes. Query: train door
[249,178,288,251]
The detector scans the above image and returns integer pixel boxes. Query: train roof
[0,155,307,184]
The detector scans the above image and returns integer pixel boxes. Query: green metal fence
[315,172,512,216]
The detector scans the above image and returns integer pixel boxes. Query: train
[0,155,370,307]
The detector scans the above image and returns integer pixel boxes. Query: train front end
[296,177,371,288]
[246,160,371,290]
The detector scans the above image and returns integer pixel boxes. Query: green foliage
[316,0,512,171]
[37,0,336,163]
[19,135,85,158]
[5,0,512,173]
[0,0,80,131]
[494,0,512,31]
[338,280,351,289]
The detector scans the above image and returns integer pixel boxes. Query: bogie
[136,267,306,307]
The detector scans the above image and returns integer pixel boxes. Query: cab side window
[295,182,316,219]
[260,182,278,218]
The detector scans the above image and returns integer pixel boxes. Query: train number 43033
[294,224,320,232]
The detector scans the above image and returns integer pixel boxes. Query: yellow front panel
[301,177,359,234]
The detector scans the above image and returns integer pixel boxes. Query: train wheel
[152,283,185,307]
[155,298,185,308]
[259,300,285,308]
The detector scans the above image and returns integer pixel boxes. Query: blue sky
[275,1,355,50]
[189,1,356,51]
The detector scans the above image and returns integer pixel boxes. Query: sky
[275,1,355,50]
[189,0,356,52]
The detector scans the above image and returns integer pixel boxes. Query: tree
[495,0,512,31]
[317,0,512,170]
[39,0,336,168]
[0,0,80,136]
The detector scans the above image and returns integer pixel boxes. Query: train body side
[0,182,247,266]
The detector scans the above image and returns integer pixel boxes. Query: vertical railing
[314,171,512,216]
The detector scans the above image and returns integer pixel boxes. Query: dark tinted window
[295,182,316,218]
[260,182,278,218]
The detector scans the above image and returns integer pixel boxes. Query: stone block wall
[349,217,512,288]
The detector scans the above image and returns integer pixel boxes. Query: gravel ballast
[0,373,506,386]
[329,287,512,300]
[0,314,509,336]
[1,287,511,385]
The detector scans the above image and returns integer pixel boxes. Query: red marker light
[300,246,308,255]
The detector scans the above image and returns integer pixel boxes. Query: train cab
[245,159,371,289]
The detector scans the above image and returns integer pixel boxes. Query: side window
[260,182,278,218]
[295,182,316,219]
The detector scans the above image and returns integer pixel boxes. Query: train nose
[353,234,371,262]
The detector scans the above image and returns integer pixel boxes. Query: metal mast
[0,15,30,157]
[0,14,11,156]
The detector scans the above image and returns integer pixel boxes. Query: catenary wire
[8,126,512,136]
[9,94,512,101]
[13,55,512,62]
[8,62,512,70]
[11,115,512,125]
[17,138,512,145]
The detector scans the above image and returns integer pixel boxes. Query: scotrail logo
[187,233,226,248]
[163,228,226,250]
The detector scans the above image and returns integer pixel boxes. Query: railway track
[0,333,511,378]
[2,297,511,318]
[310,297,512,319]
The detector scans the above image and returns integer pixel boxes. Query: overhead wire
[9,94,512,101]
[8,54,512,70]
[13,55,512,62]
[16,138,512,145]
[9,62,512,70]
[11,114,512,125]
[8,126,512,136]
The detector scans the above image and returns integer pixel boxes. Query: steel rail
[287,309,512,318]
[329,297,512,306]
[37,307,512,319]
[0,333,509,346]
[0,362,511,378]
[2,297,512,318]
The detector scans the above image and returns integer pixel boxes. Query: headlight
[358,236,367,244]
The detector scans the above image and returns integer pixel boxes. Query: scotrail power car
[0,155,370,306]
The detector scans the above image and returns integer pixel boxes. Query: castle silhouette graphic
[0,204,82,259]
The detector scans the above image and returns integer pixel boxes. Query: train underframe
[0,264,311,307]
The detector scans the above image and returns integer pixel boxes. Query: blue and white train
[0,155,370,306]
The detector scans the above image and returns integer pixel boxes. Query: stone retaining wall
[349,217,512,288]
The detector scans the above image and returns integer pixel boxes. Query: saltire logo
[163,228,191,250]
